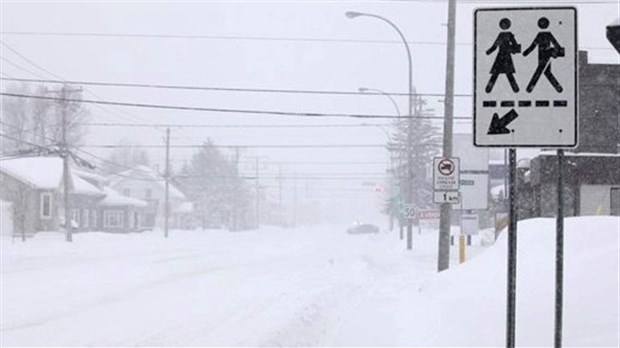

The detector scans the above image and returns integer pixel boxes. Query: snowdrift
[421,216,619,347]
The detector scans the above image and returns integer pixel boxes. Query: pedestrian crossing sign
[474,7,578,147]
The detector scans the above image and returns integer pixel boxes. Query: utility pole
[61,86,72,243]
[164,127,170,238]
[255,157,260,229]
[438,0,457,271]
[46,84,81,243]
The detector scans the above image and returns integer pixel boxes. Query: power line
[0,57,50,80]
[1,92,473,119]
[0,121,163,181]
[0,30,613,51]
[218,160,388,165]
[0,43,160,126]
[79,120,471,129]
[0,77,471,98]
[1,40,66,80]
[79,122,395,128]
[79,144,390,149]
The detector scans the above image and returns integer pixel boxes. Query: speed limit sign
[404,205,416,220]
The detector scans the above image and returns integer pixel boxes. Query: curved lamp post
[346,12,413,117]
[359,86,403,234]
[358,87,401,117]
[347,11,415,249]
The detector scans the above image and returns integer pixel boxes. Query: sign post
[474,7,577,348]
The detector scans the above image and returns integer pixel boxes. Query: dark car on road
[346,223,380,235]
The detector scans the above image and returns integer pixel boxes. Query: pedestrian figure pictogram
[523,17,565,93]
[485,18,521,93]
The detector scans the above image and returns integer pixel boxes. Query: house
[109,165,192,229]
[0,157,103,237]
[0,157,150,237]
[72,169,149,233]
[94,187,148,233]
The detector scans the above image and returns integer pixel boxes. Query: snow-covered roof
[0,157,103,196]
[72,175,104,196]
[173,201,194,214]
[73,168,109,185]
[1,157,64,189]
[98,187,148,207]
[608,18,620,27]
[110,165,185,200]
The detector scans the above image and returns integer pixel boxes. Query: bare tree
[1,82,89,152]
[1,83,30,153]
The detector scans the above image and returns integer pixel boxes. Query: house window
[82,209,88,228]
[104,210,124,228]
[71,209,80,226]
[40,193,52,219]
[123,188,131,197]
[91,210,98,228]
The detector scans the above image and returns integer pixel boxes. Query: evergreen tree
[177,140,251,231]
[388,94,441,215]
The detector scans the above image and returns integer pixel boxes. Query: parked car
[346,223,380,234]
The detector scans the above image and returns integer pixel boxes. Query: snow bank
[420,216,619,347]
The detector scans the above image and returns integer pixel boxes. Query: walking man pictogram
[485,18,521,93]
[523,17,565,93]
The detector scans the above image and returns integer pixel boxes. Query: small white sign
[474,7,578,147]
[461,214,480,235]
[433,157,460,190]
[434,191,460,204]
[458,173,489,210]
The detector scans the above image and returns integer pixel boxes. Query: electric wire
[0,77,471,98]
[1,92,472,120]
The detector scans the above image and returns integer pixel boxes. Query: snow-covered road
[2,217,618,347]
[1,226,443,346]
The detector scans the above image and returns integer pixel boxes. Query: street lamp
[347,11,415,249]
[345,12,413,117]
[358,87,401,117]
[359,86,403,235]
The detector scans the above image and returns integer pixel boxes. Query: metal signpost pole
[555,149,565,348]
[474,9,577,347]
[438,0,457,271]
[506,148,517,348]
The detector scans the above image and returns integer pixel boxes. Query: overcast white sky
[1,0,618,222]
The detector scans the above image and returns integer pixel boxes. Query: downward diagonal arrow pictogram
[487,109,519,135]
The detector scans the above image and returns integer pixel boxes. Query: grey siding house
[0,157,102,238]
